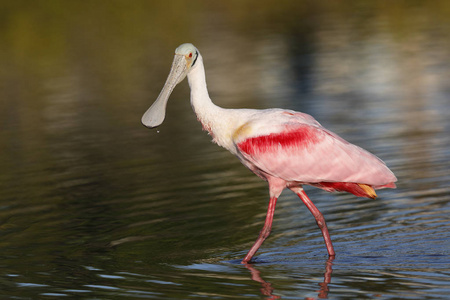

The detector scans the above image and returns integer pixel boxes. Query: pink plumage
[236,114,396,191]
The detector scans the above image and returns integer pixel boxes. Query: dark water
[1,1,450,299]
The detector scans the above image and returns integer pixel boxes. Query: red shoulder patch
[238,125,323,156]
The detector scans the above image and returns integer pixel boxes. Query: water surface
[1,1,450,299]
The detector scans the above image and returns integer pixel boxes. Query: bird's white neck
[187,56,222,136]
[186,55,247,153]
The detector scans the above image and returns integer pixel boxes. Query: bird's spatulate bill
[141,55,188,128]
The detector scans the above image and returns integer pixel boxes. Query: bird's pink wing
[236,120,396,187]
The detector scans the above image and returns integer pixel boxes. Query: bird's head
[175,43,199,73]
[141,43,200,128]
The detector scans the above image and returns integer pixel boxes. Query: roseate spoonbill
[142,43,397,263]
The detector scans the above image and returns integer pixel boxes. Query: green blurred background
[1,1,450,299]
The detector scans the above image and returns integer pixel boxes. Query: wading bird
[142,43,397,263]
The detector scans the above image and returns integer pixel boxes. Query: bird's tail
[311,182,395,199]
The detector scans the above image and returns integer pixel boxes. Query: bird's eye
[189,52,193,58]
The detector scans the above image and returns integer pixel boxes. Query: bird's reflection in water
[244,263,281,299]
[244,257,334,299]
[315,257,334,299]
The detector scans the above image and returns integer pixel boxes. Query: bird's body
[142,43,397,263]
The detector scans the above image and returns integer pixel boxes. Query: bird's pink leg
[291,187,335,257]
[242,196,278,264]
